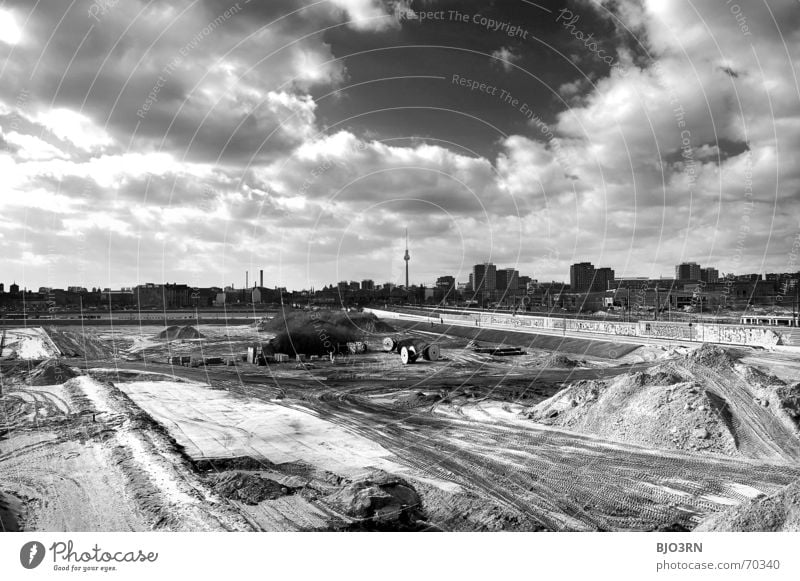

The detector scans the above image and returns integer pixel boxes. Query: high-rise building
[700,267,719,283]
[570,263,614,293]
[675,262,702,281]
[593,267,615,292]
[496,268,519,292]
[361,279,375,291]
[570,262,595,293]
[472,263,496,293]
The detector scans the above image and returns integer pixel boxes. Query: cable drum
[400,345,418,364]
[422,344,440,361]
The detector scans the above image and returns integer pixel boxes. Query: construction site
[2,308,800,532]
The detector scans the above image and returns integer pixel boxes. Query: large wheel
[382,337,396,352]
[400,345,417,364]
[422,344,440,361]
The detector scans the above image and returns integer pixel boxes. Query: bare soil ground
[1,324,799,532]
[695,477,800,532]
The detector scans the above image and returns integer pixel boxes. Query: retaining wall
[364,308,793,348]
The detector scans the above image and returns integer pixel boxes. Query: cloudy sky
[0,0,798,291]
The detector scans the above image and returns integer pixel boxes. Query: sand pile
[26,360,80,385]
[735,365,800,433]
[155,326,204,340]
[527,368,739,456]
[686,343,737,370]
[695,479,800,532]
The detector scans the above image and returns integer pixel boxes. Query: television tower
[403,228,410,289]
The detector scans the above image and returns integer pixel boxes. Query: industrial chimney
[260,270,264,288]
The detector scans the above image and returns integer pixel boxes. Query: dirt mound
[210,472,293,504]
[263,311,393,356]
[630,369,683,388]
[542,353,578,368]
[735,365,800,434]
[155,326,204,340]
[26,360,80,385]
[775,383,800,431]
[44,327,112,358]
[326,470,424,531]
[0,491,23,532]
[687,343,737,369]
[695,479,800,531]
[397,391,443,408]
[527,370,739,456]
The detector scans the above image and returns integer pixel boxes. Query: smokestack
[260,270,264,288]
[246,271,249,289]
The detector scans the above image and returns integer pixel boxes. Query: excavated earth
[2,324,800,532]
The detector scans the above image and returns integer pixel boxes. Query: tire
[400,345,417,364]
[382,337,396,352]
[423,344,440,361]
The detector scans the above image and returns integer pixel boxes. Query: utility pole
[626,287,630,322]
[655,286,660,321]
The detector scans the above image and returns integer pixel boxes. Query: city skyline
[1,1,799,291]
[0,257,792,295]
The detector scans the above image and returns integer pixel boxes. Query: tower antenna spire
[403,227,410,289]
